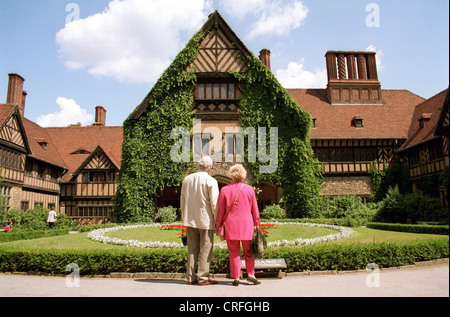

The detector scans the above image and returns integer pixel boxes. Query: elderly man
[181,156,219,286]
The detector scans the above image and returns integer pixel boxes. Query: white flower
[266,222,354,247]
[87,224,186,249]
[87,222,354,249]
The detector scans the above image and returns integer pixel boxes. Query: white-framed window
[225,133,244,162]
[193,133,211,156]
[198,83,236,100]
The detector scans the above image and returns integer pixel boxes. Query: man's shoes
[198,279,218,286]
[187,280,198,285]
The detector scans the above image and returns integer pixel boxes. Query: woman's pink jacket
[215,181,260,241]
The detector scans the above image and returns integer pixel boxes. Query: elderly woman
[215,164,261,286]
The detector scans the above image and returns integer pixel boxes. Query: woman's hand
[214,225,220,236]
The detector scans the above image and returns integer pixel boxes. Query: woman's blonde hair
[229,164,247,182]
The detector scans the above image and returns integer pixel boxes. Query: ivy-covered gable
[115,11,321,222]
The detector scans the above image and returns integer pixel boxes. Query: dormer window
[35,138,48,150]
[38,142,47,150]
[312,118,317,128]
[352,115,363,128]
[419,113,432,128]
[71,149,91,155]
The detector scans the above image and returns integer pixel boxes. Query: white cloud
[276,60,327,88]
[220,0,308,39]
[247,1,308,39]
[366,44,384,71]
[220,0,267,19]
[56,0,212,83]
[37,97,94,127]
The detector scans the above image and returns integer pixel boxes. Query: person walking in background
[215,164,261,286]
[3,218,12,232]
[181,156,219,286]
[47,206,58,230]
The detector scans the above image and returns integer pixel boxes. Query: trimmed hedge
[367,222,449,235]
[0,229,69,243]
[0,239,447,275]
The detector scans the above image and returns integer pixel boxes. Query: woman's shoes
[247,275,261,285]
[231,276,261,286]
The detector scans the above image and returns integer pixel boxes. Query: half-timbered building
[46,116,122,224]
[126,11,428,208]
[287,51,426,201]
[398,88,449,207]
[127,11,284,212]
[1,74,121,224]
[0,103,30,211]
[1,73,66,213]
[2,11,447,223]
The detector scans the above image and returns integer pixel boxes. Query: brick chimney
[259,49,271,69]
[325,51,382,105]
[21,91,27,116]
[7,73,26,116]
[93,106,106,126]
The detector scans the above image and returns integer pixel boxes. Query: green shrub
[367,222,449,235]
[318,195,377,226]
[0,239,447,275]
[375,186,448,224]
[260,205,286,219]
[370,162,411,202]
[6,206,76,231]
[154,206,178,223]
[0,229,69,243]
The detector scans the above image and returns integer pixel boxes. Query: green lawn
[0,224,447,251]
[104,224,338,244]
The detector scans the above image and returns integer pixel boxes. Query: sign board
[240,258,287,269]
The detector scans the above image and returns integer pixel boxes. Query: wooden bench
[240,258,287,279]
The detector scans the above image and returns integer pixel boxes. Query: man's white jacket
[181,171,219,230]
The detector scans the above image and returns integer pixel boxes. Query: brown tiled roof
[287,89,426,140]
[45,126,123,182]
[398,88,449,151]
[21,117,67,170]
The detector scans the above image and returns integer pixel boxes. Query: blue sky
[1,0,448,127]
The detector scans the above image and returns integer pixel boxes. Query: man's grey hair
[197,156,213,171]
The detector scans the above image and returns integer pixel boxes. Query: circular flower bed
[87,222,354,249]
[267,222,354,247]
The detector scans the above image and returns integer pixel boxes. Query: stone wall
[321,176,373,197]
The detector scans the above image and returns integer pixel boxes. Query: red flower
[260,228,269,235]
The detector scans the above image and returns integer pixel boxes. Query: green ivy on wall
[114,30,204,222]
[115,28,322,222]
[233,54,322,218]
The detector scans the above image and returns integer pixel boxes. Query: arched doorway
[157,186,181,208]
[213,175,233,190]
[157,175,233,208]
[255,182,281,211]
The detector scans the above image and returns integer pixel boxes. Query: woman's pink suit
[216,181,260,279]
